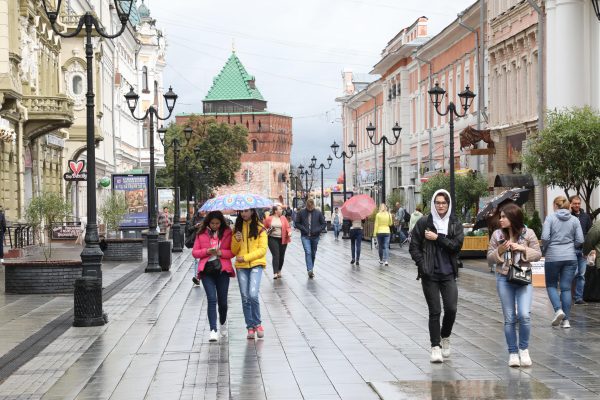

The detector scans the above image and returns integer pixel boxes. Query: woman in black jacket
[409,189,464,364]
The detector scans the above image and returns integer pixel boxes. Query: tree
[421,172,489,222]
[158,116,248,201]
[386,191,405,211]
[523,106,600,219]
[99,192,128,237]
[25,192,72,261]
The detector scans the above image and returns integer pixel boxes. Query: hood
[430,189,452,219]
[556,209,572,221]
[431,189,452,235]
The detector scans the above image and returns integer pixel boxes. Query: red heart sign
[69,160,85,174]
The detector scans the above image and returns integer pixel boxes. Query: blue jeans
[545,260,578,320]
[237,267,263,329]
[496,274,532,354]
[574,251,587,301]
[349,228,363,261]
[301,235,320,271]
[333,223,341,239]
[377,233,390,261]
[201,272,230,331]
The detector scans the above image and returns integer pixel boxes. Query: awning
[494,174,534,188]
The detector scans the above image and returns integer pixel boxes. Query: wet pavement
[1,235,600,399]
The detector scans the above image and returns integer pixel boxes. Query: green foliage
[99,192,128,236]
[386,191,405,211]
[25,192,72,261]
[159,116,248,201]
[528,210,542,238]
[421,172,489,222]
[523,106,600,219]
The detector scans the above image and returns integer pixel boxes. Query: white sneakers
[561,319,571,329]
[220,322,228,337]
[508,353,520,367]
[209,330,219,342]
[552,309,565,326]
[430,346,443,363]
[519,349,532,367]
[441,338,451,358]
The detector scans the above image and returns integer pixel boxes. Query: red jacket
[192,228,235,278]
[264,215,292,244]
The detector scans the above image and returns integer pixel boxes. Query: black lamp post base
[146,230,161,272]
[171,224,183,252]
[73,276,106,327]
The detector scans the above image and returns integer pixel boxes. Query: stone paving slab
[0,235,600,399]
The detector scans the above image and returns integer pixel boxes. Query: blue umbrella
[199,193,273,213]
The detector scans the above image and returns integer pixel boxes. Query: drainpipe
[413,52,434,173]
[526,0,546,220]
[16,101,27,221]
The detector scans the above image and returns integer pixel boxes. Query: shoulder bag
[184,228,197,249]
[203,238,222,275]
[505,248,532,285]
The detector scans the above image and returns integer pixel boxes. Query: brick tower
[176,52,293,203]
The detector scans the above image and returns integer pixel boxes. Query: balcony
[22,95,75,140]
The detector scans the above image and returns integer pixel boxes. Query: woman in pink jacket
[192,211,235,342]
[264,204,292,279]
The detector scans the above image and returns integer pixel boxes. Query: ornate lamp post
[183,146,203,230]
[366,122,401,205]
[311,155,333,210]
[158,126,192,252]
[42,0,134,327]
[298,163,315,200]
[427,82,476,210]
[330,140,357,201]
[289,168,300,206]
[592,0,600,20]
[125,86,178,272]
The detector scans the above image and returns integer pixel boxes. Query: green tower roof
[204,52,265,102]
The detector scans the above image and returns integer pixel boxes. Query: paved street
[1,235,600,399]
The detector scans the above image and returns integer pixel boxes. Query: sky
[148,0,476,187]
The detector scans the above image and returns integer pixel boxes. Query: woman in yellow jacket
[374,203,393,266]
[232,208,268,339]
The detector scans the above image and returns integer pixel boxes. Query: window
[142,66,148,92]
[72,75,83,95]
[252,139,258,152]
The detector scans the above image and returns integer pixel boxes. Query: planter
[4,260,83,294]
[102,238,144,261]
[362,220,375,241]
[460,236,489,258]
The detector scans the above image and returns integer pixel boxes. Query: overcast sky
[148,0,475,186]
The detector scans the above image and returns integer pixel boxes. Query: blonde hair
[379,203,388,212]
[553,195,570,210]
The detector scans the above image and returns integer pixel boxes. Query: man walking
[0,206,6,263]
[394,202,409,245]
[570,195,592,304]
[295,198,326,278]
[158,207,172,239]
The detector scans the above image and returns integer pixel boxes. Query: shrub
[25,192,72,261]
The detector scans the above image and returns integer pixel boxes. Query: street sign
[63,159,87,181]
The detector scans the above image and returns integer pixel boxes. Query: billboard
[112,174,149,228]
[330,191,354,209]
[157,187,175,213]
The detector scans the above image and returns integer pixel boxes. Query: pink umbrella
[341,194,376,221]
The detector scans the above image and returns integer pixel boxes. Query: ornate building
[176,52,293,203]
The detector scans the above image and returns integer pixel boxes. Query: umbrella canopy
[341,194,376,221]
[200,193,273,213]
[474,188,531,229]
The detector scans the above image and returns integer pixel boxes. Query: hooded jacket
[409,189,464,280]
[584,220,600,268]
[231,220,268,268]
[192,228,235,278]
[541,209,584,262]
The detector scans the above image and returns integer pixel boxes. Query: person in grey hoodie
[541,196,584,329]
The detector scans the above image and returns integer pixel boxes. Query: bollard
[73,275,107,327]
[159,240,172,271]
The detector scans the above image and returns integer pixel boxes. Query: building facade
[175,52,293,203]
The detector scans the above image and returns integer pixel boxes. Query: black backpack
[403,209,411,224]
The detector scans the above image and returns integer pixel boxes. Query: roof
[138,0,150,18]
[177,111,291,118]
[204,52,265,102]
[123,1,140,25]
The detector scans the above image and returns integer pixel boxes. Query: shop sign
[64,160,87,181]
[51,222,82,240]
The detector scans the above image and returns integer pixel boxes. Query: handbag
[505,249,532,285]
[203,258,222,275]
[184,229,197,249]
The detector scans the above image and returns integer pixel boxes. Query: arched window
[252,139,258,152]
[72,75,83,95]
[142,66,149,92]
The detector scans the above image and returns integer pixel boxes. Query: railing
[8,224,35,248]
[22,95,74,117]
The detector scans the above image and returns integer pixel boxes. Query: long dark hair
[234,209,261,239]
[199,211,228,239]
[501,203,525,240]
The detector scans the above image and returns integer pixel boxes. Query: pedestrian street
[1,235,600,399]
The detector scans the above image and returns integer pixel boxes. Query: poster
[157,187,175,213]
[330,191,354,209]
[112,174,149,228]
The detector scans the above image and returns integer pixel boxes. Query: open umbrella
[341,194,376,221]
[474,188,531,229]
[199,193,273,213]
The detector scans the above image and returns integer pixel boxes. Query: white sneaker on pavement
[519,349,532,367]
[220,322,228,337]
[209,330,219,342]
[508,353,520,367]
[552,309,565,326]
[441,337,451,358]
[430,346,443,363]
[561,319,571,329]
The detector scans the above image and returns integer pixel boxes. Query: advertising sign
[157,187,175,213]
[112,174,149,227]
[330,191,354,209]
[51,222,82,240]
[63,160,87,181]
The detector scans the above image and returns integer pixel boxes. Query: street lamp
[125,86,178,272]
[42,0,134,327]
[298,163,315,200]
[330,140,357,201]
[289,168,300,206]
[427,82,476,210]
[592,0,600,20]
[183,146,204,230]
[158,125,192,252]
[311,155,333,211]
[366,122,401,205]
